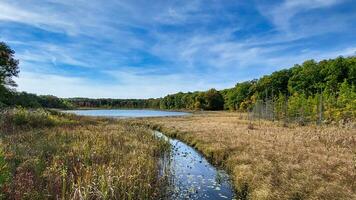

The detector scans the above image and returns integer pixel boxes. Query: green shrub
[0,108,75,131]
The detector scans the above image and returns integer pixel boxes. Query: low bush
[0,108,75,132]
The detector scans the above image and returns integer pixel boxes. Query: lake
[64,109,189,118]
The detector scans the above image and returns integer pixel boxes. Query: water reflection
[64,109,189,118]
[155,131,235,200]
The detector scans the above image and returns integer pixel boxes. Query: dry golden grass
[140,111,356,200]
[0,110,169,200]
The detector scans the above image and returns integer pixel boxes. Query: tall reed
[0,109,169,199]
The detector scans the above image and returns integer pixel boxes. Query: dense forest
[0,91,73,109]
[68,98,160,109]
[159,57,355,123]
[1,41,355,123]
[161,57,355,110]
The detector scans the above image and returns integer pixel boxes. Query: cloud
[259,0,343,32]
[0,1,77,34]
[2,0,356,98]
[16,44,90,68]
[15,70,232,98]
[15,44,355,99]
[153,0,209,25]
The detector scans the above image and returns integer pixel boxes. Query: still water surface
[155,131,235,200]
[65,109,189,118]
[66,109,235,199]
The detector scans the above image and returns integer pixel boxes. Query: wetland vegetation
[0,108,169,199]
[140,112,356,199]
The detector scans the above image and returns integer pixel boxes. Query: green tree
[336,80,356,120]
[274,93,287,120]
[204,89,224,110]
[322,57,350,93]
[287,93,309,124]
[194,92,205,110]
[226,81,254,110]
[288,60,324,96]
[0,42,19,107]
[256,69,291,100]
[0,42,19,88]
[345,56,356,87]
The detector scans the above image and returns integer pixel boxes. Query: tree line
[0,91,73,109]
[1,41,355,122]
[67,98,160,109]
[160,57,355,123]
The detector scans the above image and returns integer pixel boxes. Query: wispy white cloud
[1,0,355,97]
[15,45,355,98]
[0,1,77,34]
[259,0,343,32]
[16,70,231,98]
[16,44,90,68]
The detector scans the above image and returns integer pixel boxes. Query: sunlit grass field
[1,109,354,199]
[0,109,168,199]
[141,111,356,200]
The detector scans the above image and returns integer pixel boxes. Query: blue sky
[1,0,355,98]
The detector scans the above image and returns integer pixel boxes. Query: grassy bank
[0,108,169,199]
[138,112,355,200]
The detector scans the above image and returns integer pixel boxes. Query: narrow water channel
[64,110,235,199]
[155,131,235,200]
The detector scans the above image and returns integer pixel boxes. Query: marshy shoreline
[0,108,170,199]
[138,112,355,199]
[1,108,355,199]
